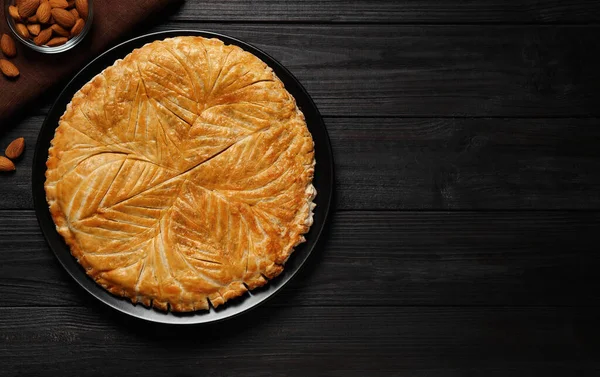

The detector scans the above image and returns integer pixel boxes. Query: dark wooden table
[2,1,600,375]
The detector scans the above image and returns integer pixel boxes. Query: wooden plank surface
[5,116,600,210]
[169,0,600,23]
[2,210,599,308]
[0,306,598,376]
[329,117,600,209]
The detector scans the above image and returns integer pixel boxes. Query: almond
[50,8,75,28]
[8,5,22,21]
[69,8,79,18]
[49,0,69,8]
[67,0,75,8]
[75,0,88,19]
[18,0,40,18]
[50,24,70,37]
[27,23,41,36]
[70,18,84,37]
[0,59,19,78]
[15,23,30,39]
[5,138,25,160]
[1,34,17,58]
[0,156,16,172]
[36,1,52,23]
[33,27,52,45]
[46,36,68,47]
[27,14,39,23]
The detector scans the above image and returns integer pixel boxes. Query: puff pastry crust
[45,36,316,312]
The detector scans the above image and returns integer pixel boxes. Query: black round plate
[32,30,333,324]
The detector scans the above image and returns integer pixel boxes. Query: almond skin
[33,27,52,45]
[18,0,40,18]
[36,1,52,23]
[0,60,18,76]
[27,23,41,36]
[69,8,79,18]
[27,15,38,23]
[50,24,70,37]
[1,34,17,58]
[50,8,75,28]
[70,18,84,37]
[0,59,19,78]
[5,138,25,160]
[8,5,21,21]
[0,156,16,172]
[49,0,69,8]
[15,23,30,39]
[46,36,68,47]
[75,0,88,19]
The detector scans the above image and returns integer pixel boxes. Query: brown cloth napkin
[0,0,178,122]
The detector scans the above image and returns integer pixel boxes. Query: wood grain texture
[5,116,600,210]
[1,210,599,307]
[0,306,599,376]
[170,0,600,23]
[329,117,600,209]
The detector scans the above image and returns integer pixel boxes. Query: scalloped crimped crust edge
[44,36,316,312]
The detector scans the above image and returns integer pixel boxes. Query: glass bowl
[4,0,93,54]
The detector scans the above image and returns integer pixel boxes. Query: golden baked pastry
[45,36,316,312]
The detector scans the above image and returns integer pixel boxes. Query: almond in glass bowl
[5,0,93,54]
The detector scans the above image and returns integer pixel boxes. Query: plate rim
[31,29,334,325]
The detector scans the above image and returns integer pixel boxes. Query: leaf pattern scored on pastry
[45,37,316,312]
